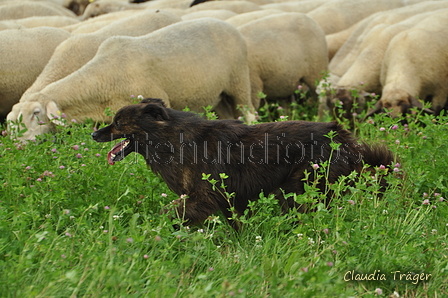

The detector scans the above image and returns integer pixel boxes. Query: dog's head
[91,98,169,165]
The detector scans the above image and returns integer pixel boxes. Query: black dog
[92,98,396,229]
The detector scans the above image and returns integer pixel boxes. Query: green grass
[1,99,447,298]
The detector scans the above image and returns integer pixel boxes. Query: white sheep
[371,10,448,117]
[0,20,27,30]
[189,0,272,6]
[318,3,448,120]
[79,1,146,20]
[0,27,71,122]
[142,0,193,10]
[7,15,80,28]
[182,9,237,21]
[307,0,421,35]
[237,12,328,105]
[0,1,76,20]
[63,10,137,33]
[79,0,190,20]
[325,20,360,61]
[186,1,262,14]
[21,9,181,98]
[225,9,283,27]
[261,0,327,14]
[330,1,448,77]
[7,18,256,140]
[62,0,90,15]
[331,11,438,96]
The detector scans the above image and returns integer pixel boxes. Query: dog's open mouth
[107,139,134,165]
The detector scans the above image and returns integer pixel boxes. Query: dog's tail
[360,142,396,168]
[359,142,399,192]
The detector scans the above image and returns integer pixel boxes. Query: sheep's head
[366,89,432,118]
[63,0,91,16]
[6,99,64,141]
[325,87,371,119]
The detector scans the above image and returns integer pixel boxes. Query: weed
[1,99,447,297]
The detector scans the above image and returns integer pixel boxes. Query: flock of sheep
[1,0,447,141]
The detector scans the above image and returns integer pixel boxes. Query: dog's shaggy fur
[92,98,396,229]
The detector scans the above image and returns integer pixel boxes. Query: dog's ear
[140,98,167,108]
[143,103,169,121]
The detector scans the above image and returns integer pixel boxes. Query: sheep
[79,0,190,20]
[63,0,141,16]
[325,20,361,60]
[79,1,146,20]
[318,3,448,120]
[0,27,71,123]
[0,0,65,4]
[187,1,262,14]
[261,0,327,14]
[62,10,137,33]
[189,0,272,7]
[182,9,237,21]
[330,1,448,77]
[225,9,283,27]
[7,18,256,140]
[0,1,76,20]
[6,15,80,28]
[62,0,90,15]
[236,12,328,106]
[21,9,181,98]
[0,20,27,30]
[307,0,422,35]
[241,0,272,5]
[368,10,448,117]
[142,0,193,10]
[327,11,438,103]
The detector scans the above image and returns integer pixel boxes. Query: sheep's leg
[226,71,258,123]
[301,76,319,102]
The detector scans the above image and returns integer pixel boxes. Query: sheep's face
[326,87,369,119]
[366,89,433,118]
[382,98,410,118]
[374,89,413,118]
[6,101,62,141]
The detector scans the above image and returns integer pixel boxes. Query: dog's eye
[115,121,120,127]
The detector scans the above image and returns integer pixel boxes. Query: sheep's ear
[140,98,167,107]
[143,103,169,121]
[46,101,65,126]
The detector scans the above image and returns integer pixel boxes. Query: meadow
[0,94,447,298]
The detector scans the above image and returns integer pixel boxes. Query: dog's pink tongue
[107,140,126,165]
[107,151,115,165]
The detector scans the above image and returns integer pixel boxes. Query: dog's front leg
[161,194,220,228]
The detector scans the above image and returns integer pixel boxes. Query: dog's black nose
[91,132,97,139]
